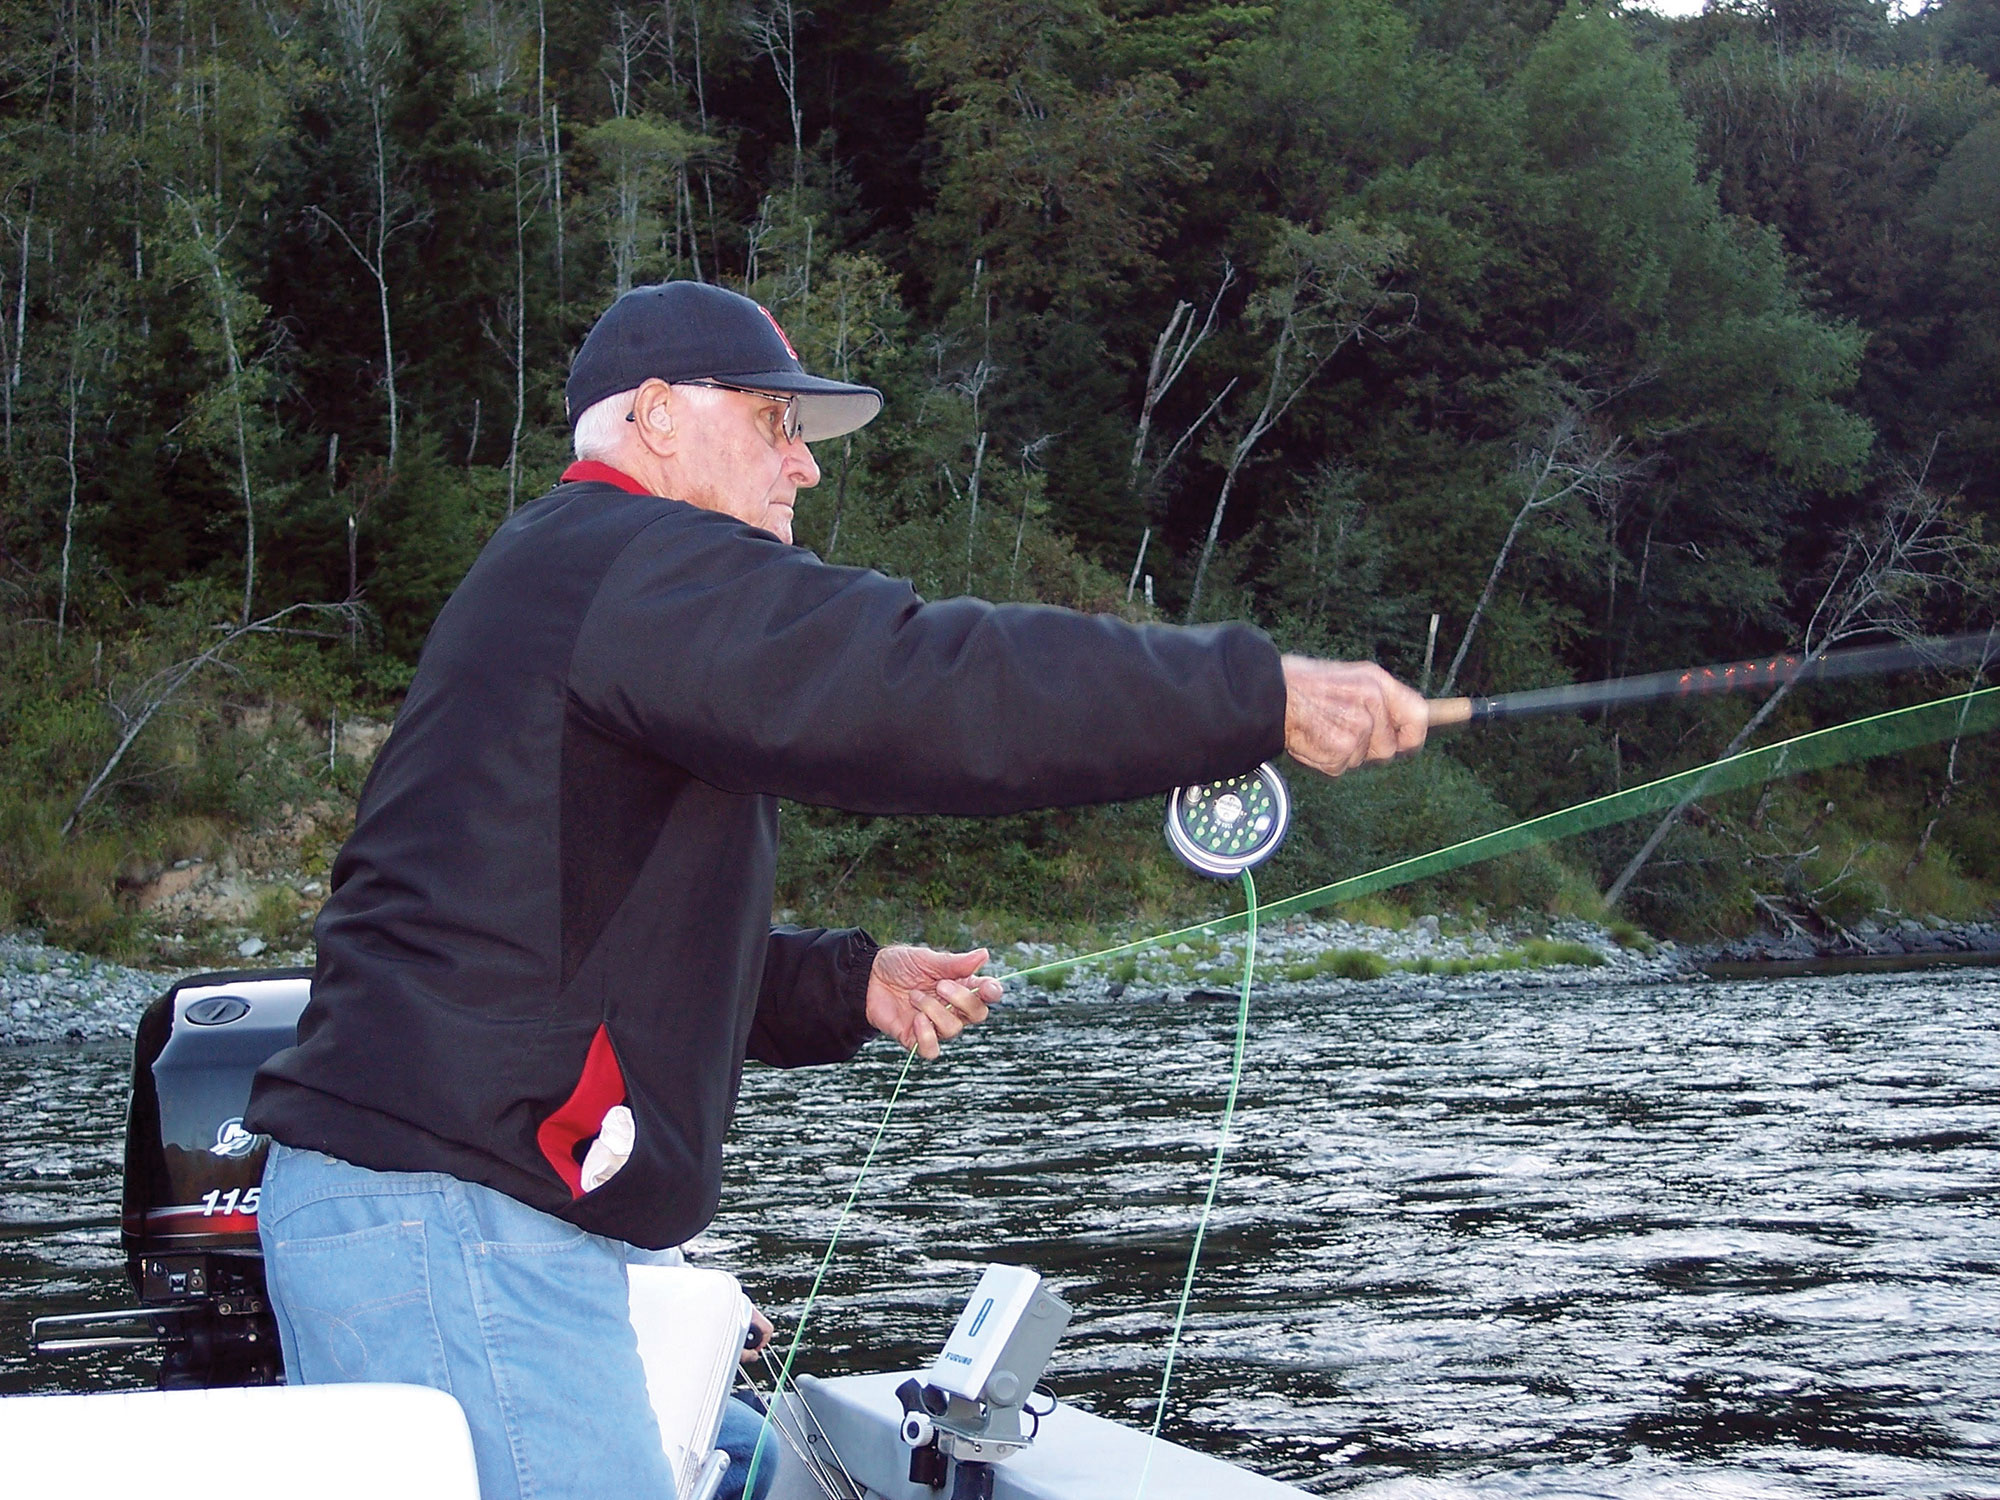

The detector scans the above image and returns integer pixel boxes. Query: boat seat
[0,1266,749,1500]
[629,1261,755,1500]
[0,1382,480,1499]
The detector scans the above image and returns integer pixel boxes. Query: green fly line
[741,1043,920,1500]
[1135,869,1258,1500]
[740,681,2000,1494]
[1009,682,2000,982]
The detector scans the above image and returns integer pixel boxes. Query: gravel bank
[10,908,1995,1046]
[989,912,1690,1004]
[5,916,1677,1046]
[1705,914,2000,963]
[0,931,202,1045]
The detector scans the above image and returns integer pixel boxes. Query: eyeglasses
[625,381,803,443]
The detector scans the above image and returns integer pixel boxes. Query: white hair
[573,390,638,461]
[572,383,732,461]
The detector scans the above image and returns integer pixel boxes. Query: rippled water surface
[5,970,1999,1496]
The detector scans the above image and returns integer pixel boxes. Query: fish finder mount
[896,1264,1072,1499]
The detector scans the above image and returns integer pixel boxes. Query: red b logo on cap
[759,305,800,362]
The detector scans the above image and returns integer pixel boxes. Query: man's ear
[630,380,678,451]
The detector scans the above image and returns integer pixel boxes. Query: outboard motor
[34,970,309,1388]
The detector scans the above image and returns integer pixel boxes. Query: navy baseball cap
[565,282,883,442]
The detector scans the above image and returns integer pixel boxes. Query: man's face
[671,386,820,544]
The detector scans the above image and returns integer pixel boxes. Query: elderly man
[245,281,1425,1500]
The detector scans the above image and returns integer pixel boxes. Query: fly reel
[1165,762,1291,878]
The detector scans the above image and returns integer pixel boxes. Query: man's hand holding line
[865,945,1001,1058]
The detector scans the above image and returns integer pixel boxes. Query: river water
[3,969,1997,1496]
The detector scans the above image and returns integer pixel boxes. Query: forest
[2,0,1999,957]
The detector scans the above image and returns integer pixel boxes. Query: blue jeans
[258,1143,681,1500]
[716,1395,778,1500]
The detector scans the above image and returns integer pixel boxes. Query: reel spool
[1165,762,1291,878]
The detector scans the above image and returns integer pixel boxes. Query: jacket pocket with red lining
[535,1023,627,1199]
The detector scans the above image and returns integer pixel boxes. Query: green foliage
[1607,919,1657,953]
[1323,948,1392,980]
[0,593,379,948]
[254,885,306,947]
[0,0,1994,954]
[1266,751,1578,913]
[1276,937,1599,984]
[1337,894,1412,930]
[1272,952,1384,988]
[1516,937,1604,968]
[774,798,1226,942]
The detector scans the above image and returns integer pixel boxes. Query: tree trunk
[690,3,719,276]
[370,91,400,469]
[963,429,987,592]
[58,342,82,650]
[1186,443,1249,623]
[213,260,259,625]
[1603,674,1801,910]
[1126,527,1151,604]
[827,434,851,558]
[507,191,527,515]
[550,100,566,304]
[172,196,263,626]
[1437,496,1540,698]
[6,202,31,457]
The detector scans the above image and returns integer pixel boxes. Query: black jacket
[247,475,1286,1248]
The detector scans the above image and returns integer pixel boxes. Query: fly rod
[1166,630,1996,878]
[1425,629,1999,728]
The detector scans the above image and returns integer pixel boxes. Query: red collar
[560,460,651,496]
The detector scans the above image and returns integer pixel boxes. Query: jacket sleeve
[567,507,1288,813]
[748,925,880,1067]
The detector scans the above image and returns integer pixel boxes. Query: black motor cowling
[115,969,309,1387]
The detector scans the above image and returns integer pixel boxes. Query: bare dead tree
[311,0,426,468]
[601,5,664,118]
[744,193,773,288]
[1185,224,1409,622]
[688,0,719,277]
[954,265,995,592]
[743,1,807,194]
[479,187,536,514]
[1608,458,1993,909]
[166,191,264,625]
[819,256,895,558]
[1437,403,1635,697]
[468,0,530,96]
[1011,433,1055,587]
[1124,267,1237,600]
[1129,264,1236,494]
[501,124,542,513]
[1903,647,1997,876]
[56,308,90,650]
[0,186,33,459]
[64,602,368,835]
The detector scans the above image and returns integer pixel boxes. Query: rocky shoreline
[1702,914,2000,964]
[0,931,208,1045]
[9,911,2000,1047]
[988,912,1689,1004]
